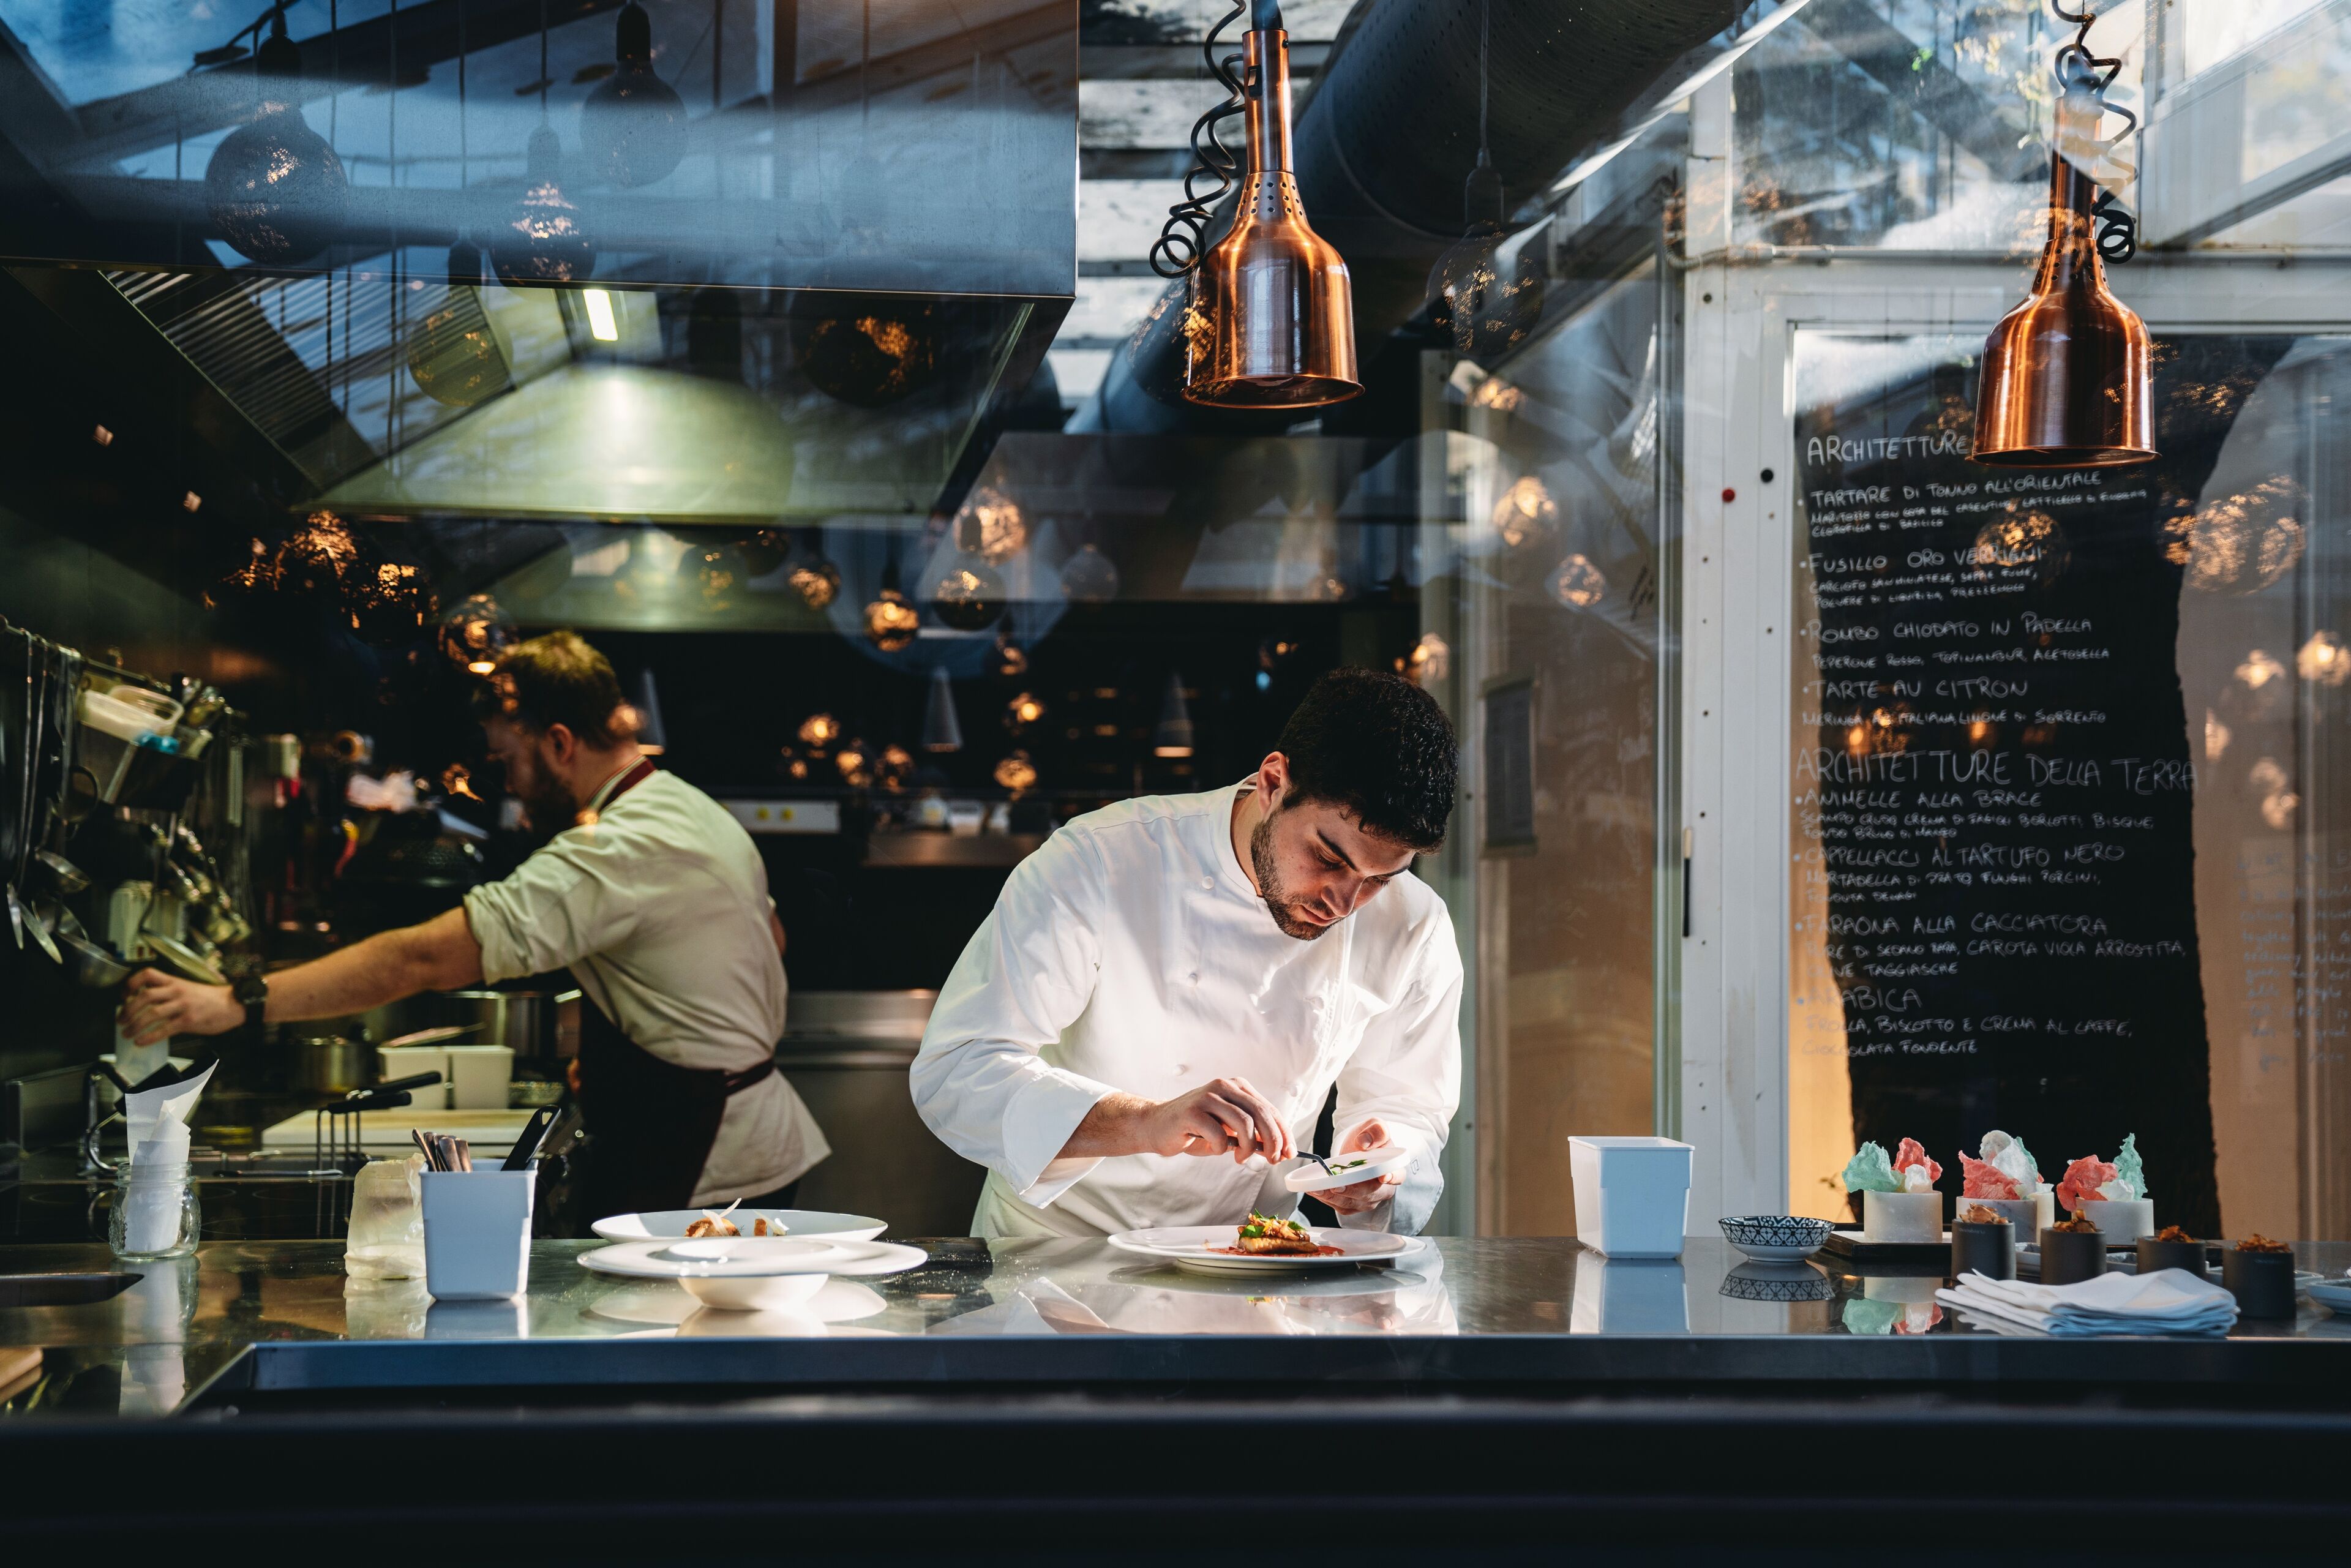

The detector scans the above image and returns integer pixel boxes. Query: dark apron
[567,759,777,1218]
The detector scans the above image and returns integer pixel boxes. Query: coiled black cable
[2050,1,2138,262]
[1149,1,1250,280]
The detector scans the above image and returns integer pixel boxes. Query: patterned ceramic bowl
[1719,1261,1835,1302]
[1719,1214,1833,1262]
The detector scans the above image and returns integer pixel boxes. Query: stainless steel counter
[6,1236,2351,1416]
[7,1236,2351,1549]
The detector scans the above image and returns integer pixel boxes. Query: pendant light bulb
[863,551,920,652]
[1178,8,1359,408]
[204,10,350,264]
[1153,671,1196,758]
[581,2,688,188]
[1428,152,1544,361]
[921,666,964,753]
[406,241,513,407]
[929,517,1009,633]
[1060,542,1121,604]
[490,124,597,287]
[1971,83,2153,465]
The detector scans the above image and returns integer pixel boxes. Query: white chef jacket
[463,765,829,1206]
[911,781,1463,1239]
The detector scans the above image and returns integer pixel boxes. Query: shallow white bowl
[678,1272,828,1313]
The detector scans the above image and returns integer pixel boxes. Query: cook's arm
[910,831,1116,1207]
[460,825,642,983]
[1329,910,1465,1234]
[118,907,484,1043]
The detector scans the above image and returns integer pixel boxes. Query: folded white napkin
[1937,1267,2237,1337]
[124,1063,214,1165]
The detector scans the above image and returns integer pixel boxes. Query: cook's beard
[516,777,584,843]
[1250,811,1332,942]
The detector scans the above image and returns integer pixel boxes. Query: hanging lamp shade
[863,552,920,652]
[405,241,512,407]
[1153,671,1196,757]
[580,2,688,188]
[1971,91,2153,468]
[921,666,964,752]
[1180,3,1359,409]
[204,12,350,264]
[928,515,1009,633]
[489,124,597,287]
[1427,152,1544,362]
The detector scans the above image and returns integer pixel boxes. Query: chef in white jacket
[912,667,1463,1239]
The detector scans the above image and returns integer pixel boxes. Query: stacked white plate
[1106,1225,1415,1277]
[590,1208,886,1242]
[579,1234,926,1311]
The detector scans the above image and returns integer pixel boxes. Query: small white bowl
[678,1271,828,1313]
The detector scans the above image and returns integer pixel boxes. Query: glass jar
[111,1162,200,1260]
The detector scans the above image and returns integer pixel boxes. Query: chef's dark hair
[477,631,629,748]
[1275,667,1457,851]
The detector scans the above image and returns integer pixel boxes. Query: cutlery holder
[421,1169,534,1300]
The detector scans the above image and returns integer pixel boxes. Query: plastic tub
[1568,1136,1693,1258]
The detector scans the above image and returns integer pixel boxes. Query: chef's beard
[1250,811,1332,942]
[512,771,583,844]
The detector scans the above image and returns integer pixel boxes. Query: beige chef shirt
[463,767,828,1205]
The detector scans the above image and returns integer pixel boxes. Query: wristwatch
[232,970,269,1043]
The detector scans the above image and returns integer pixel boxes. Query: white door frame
[1674,235,2351,1223]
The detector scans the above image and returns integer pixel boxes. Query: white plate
[1106,1225,1412,1275]
[1104,1262,1430,1299]
[2308,1280,2351,1314]
[577,1237,929,1281]
[590,1208,887,1242]
[1284,1144,1413,1195]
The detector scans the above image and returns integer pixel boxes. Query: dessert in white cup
[1843,1138,1945,1243]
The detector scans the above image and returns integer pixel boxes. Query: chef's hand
[1148,1076,1294,1165]
[118,969,242,1046]
[1318,1119,1405,1215]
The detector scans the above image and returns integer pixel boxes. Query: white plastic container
[446,1044,517,1110]
[1861,1188,1943,1243]
[1568,1135,1694,1258]
[421,1169,535,1301]
[378,1045,454,1109]
[2077,1197,2154,1244]
[1957,1191,2054,1237]
[1569,1249,1689,1332]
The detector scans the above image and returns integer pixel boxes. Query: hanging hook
[2047,1,2137,262]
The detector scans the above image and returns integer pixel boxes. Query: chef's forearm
[1055,1092,1156,1159]
[264,907,485,1022]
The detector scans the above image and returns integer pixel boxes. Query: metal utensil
[32,848,88,895]
[22,898,60,963]
[501,1101,563,1170]
[143,930,225,985]
[381,1024,482,1050]
[54,926,125,987]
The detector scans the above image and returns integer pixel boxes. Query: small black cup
[1951,1218,2014,1280]
[2038,1226,2107,1286]
[2222,1247,2298,1319]
[2135,1236,2208,1277]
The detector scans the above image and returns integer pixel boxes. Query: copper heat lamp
[1153,1,1359,410]
[1971,4,2153,468]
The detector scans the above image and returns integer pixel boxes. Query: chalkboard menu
[1788,336,2288,1234]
